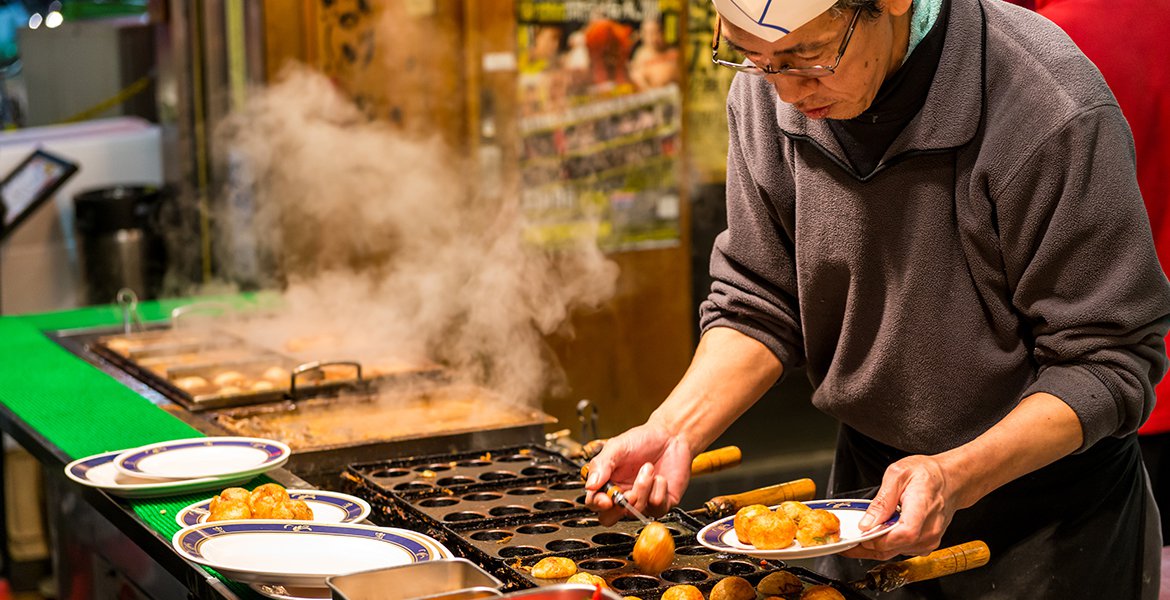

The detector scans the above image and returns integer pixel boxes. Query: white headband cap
[711,0,839,42]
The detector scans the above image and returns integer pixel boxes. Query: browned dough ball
[799,585,845,600]
[777,501,812,525]
[746,511,797,550]
[733,504,772,545]
[710,576,756,600]
[757,571,804,597]
[795,510,841,547]
[567,573,608,588]
[633,521,675,573]
[662,585,704,600]
[531,556,577,579]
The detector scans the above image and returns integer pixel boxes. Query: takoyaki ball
[531,556,578,579]
[795,510,841,547]
[290,498,313,520]
[566,573,607,588]
[250,380,276,392]
[623,597,644,600]
[216,385,243,396]
[173,375,209,392]
[778,501,812,525]
[757,571,804,597]
[249,483,291,512]
[710,576,755,600]
[746,512,797,550]
[208,487,252,521]
[662,585,704,600]
[733,504,772,545]
[105,338,133,354]
[212,370,246,387]
[799,586,844,600]
[262,366,291,384]
[208,501,251,521]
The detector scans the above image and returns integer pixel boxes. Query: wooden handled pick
[699,478,817,518]
[852,540,991,592]
[690,446,742,475]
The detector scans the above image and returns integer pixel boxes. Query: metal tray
[346,445,581,498]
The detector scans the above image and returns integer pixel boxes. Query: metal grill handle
[290,360,363,400]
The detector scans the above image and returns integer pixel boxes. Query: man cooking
[583,0,1170,597]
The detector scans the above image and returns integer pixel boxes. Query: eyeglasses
[711,9,862,78]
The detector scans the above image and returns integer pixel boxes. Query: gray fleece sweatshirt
[700,0,1170,455]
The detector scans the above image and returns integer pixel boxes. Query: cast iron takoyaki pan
[346,445,580,496]
[499,543,869,600]
[447,508,702,562]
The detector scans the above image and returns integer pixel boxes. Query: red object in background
[583,18,634,86]
[1016,0,1170,433]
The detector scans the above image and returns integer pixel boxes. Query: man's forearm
[936,392,1084,510]
[648,326,784,455]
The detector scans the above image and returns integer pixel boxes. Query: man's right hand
[583,420,694,525]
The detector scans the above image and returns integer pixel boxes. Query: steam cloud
[211,65,619,406]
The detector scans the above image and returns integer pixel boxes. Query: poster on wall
[515,0,683,251]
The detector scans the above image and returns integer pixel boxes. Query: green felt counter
[0,297,276,599]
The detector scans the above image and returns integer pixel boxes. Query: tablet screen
[1,149,78,237]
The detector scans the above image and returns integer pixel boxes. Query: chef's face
[719,0,912,120]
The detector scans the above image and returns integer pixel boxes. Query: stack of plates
[64,436,292,498]
[172,521,452,600]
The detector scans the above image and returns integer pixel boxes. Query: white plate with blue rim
[63,450,259,499]
[172,521,450,587]
[115,436,290,480]
[696,499,900,559]
[175,489,372,527]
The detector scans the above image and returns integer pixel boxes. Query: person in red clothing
[1014,0,1170,543]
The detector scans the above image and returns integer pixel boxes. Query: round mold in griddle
[497,454,534,462]
[675,546,716,556]
[470,530,514,542]
[574,495,587,505]
[578,558,626,571]
[591,532,636,545]
[417,497,460,508]
[394,482,435,491]
[480,471,519,482]
[415,464,453,473]
[534,500,576,512]
[443,511,488,522]
[489,505,531,517]
[463,492,504,502]
[456,459,492,467]
[370,468,410,478]
[709,561,758,576]
[507,487,546,496]
[436,476,477,486]
[661,568,709,584]
[550,481,585,491]
[610,576,661,592]
[516,524,559,535]
[498,546,543,558]
[545,539,590,552]
[520,466,561,477]
[562,517,600,528]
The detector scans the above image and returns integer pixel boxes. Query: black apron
[816,425,1160,599]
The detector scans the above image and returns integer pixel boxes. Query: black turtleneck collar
[828,0,952,178]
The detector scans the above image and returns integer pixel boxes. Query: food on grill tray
[531,557,577,579]
[710,576,755,600]
[733,502,841,549]
[661,585,704,600]
[207,483,312,522]
[757,571,804,597]
[566,573,607,587]
[632,521,675,574]
[214,384,541,450]
[799,585,845,600]
[174,376,210,392]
